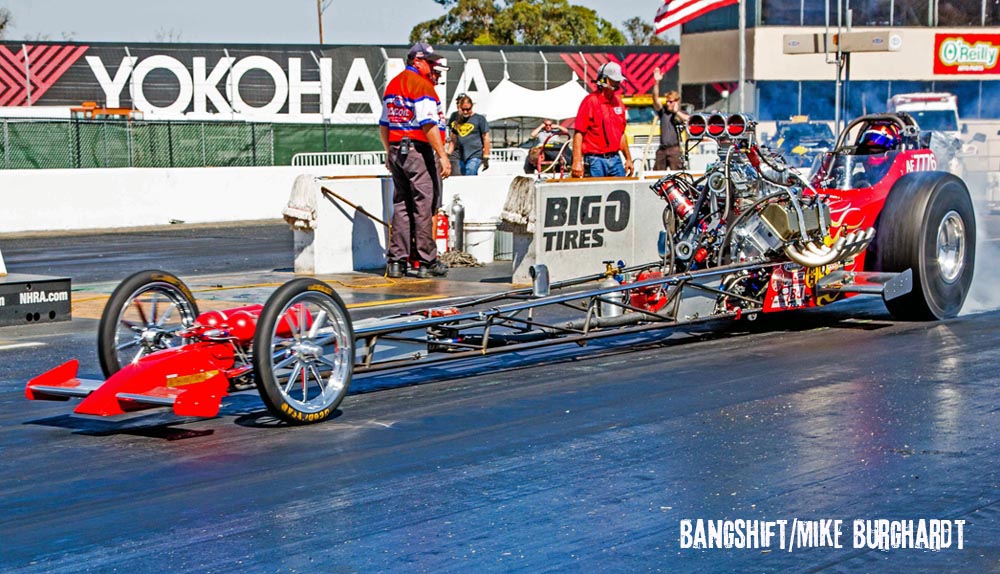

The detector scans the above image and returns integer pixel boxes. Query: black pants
[387,142,441,263]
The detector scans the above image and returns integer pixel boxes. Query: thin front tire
[97,270,199,378]
[253,278,354,424]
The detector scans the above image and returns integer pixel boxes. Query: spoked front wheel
[97,270,200,378]
[252,278,354,424]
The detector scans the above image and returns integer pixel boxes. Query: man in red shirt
[571,62,634,178]
[379,42,451,278]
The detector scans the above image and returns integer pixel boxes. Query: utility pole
[316,0,334,44]
[317,0,325,44]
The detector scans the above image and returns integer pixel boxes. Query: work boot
[386,260,406,278]
[417,259,449,278]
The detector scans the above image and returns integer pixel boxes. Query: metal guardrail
[489,148,528,163]
[291,151,386,167]
[292,148,529,167]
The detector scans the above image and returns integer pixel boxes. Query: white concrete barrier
[0,158,530,237]
[440,173,517,224]
[0,166,338,234]
[0,162,521,273]
[292,173,519,274]
[292,176,393,274]
[1,162,671,281]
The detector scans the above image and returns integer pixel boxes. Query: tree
[411,0,625,46]
[410,0,500,45]
[0,8,11,40]
[621,16,673,46]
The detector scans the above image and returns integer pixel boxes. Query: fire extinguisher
[450,196,465,252]
[433,208,449,253]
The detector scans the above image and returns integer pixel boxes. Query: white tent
[476,78,588,122]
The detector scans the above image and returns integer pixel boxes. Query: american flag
[654,0,740,34]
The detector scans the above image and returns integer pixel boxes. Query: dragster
[26,112,975,425]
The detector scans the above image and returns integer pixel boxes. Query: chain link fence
[0,119,277,169]
[0,119,385,170]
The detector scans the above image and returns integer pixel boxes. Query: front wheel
[97,270,200,378]
[869,171,976,320]
[252,278,354,424]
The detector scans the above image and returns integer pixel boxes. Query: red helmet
[857,123,900,153]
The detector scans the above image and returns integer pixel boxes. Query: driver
[856,123,901,155]
[851,123,901,187]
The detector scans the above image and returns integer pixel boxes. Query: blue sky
[1,0,669,45]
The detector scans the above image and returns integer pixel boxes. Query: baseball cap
[599,62,625,83]
[408,42,443,62]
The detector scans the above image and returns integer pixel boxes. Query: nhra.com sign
[934,33,1000,75]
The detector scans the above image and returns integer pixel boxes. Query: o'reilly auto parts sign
[934,33,1000,75]
[0,42,678,123]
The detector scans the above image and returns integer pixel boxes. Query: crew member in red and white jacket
[379,42,451,279]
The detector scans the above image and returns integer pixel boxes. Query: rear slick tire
[870,171,976,320]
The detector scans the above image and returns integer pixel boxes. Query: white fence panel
[292,148,528,167]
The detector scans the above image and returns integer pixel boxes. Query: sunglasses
[460,107,473,112]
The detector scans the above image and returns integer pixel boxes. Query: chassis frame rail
[350,260,785,374]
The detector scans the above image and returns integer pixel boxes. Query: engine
[650,113,872,274]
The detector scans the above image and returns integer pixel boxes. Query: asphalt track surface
[3,221,1000,573]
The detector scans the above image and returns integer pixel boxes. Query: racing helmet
[857,123,900,153]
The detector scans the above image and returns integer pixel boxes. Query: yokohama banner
[0,42,679,124]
